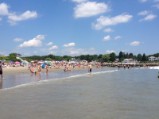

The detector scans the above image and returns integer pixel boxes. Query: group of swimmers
[63,63,93,73]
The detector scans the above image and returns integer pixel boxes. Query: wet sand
[0,69,159,119]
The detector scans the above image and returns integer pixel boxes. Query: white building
[122,58,138,65]
[148,56,159,61]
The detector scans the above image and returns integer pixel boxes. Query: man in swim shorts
[88,63,92,73]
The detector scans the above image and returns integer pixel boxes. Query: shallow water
[1,67,117,89]
[0,68,159,119]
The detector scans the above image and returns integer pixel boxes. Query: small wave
[1,69,118,91]
[149,66,159,70]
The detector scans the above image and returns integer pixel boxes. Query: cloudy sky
[0,0,159,56]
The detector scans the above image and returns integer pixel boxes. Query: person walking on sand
[0,61,3,79]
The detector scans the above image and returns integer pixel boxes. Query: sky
[0,0,159,56]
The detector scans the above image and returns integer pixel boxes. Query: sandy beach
[2,65,93,75]
[3,66,61,74]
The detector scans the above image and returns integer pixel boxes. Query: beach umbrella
[44,61,52,66]
[42,63,46,69]
[38,61,44,64]
[15,61,20,64]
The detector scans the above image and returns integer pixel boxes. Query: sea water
[1,67,118,89]
[0,67,159,119]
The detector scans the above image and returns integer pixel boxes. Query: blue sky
[0,0,159,56]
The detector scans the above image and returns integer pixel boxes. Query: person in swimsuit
[88,63,92,73]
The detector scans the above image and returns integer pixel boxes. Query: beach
[3,66,63,75]
[0,68,159,119]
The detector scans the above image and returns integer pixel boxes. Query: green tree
[118,51,125,62]
[109,53,116,62]
[8,53,20,62]
[125,53,129,58]
[63,55,72,61]
[142,53,148,62]
[137,54,142,61]
[102,54,110,62]
[97,54,103,62]
[153,53,159,57]
[129,53,134,58]
[47,54,55,59]
[0,55,7,60]
[45,57,52,61]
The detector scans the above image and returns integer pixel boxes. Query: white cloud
[8,10,38,24]
[68,49,82,55]
[64,42,76,47]
[49,45,58,50]
[130,41,141,46]
[72,0,88,3]
[153,3,159,8]
[138,10,150,16]
[0,3,38,25]
[103,35,111,41]
[93,13,133,30]
[153,0,159,8]
[74,1,109,18]
[138,10,157,21]
[62,47,97,56]
[47,42,53,46]
[114,36,121,40]
[104,28,113,33]
[143,14,157,21]
[0,3,9,16]
[106,50,115,54]
[14,38,23,42]
[19,35,45,48]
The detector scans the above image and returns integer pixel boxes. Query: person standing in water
[45,64,49,74]
[0,61,3,79]
[88,63,92,73]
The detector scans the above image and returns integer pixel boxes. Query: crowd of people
[28,61,99,75]
[0,60,103,80]
[28,61,49,75]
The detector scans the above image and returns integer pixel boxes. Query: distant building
[122,58,138,65]
[148,56,159,61]
[69,58,79,64]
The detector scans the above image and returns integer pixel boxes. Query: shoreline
[0,66,118,90]
[102,62,159,67]
[2,62,159,75]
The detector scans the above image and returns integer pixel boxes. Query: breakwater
[102,62,159,68]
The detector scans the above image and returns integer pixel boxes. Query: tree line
[0,52,159,63]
